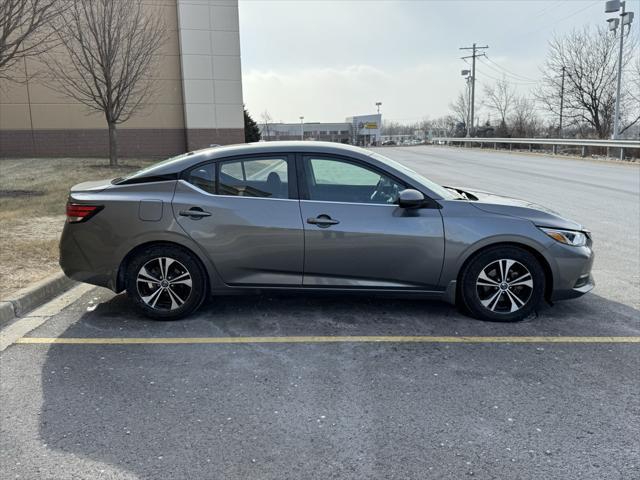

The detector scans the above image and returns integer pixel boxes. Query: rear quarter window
[185,163,215,193]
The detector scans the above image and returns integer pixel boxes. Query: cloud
[242,62,463,123]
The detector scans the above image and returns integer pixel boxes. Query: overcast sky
[238,0,618,124]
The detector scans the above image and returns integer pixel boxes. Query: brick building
[0,0,244,158]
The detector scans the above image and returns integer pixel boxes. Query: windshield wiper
[443,186,479,201]
[443,186,467,200]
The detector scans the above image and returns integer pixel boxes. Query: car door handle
[307,215,340,228]
[179,208,211,219]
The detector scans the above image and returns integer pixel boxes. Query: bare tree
[449,89,470,127]
[260,110,273,140]
[510,96,540,137]
[431,115,457,137]
[43,0,166,165]
[483,78,516,135]
[536,26,639,139]
[0,0,60,81]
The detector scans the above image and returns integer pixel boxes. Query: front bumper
[547,241,595,301]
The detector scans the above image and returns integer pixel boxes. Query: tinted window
[185,163,215,193]
[305,157,404,204]
[219,157,289,199]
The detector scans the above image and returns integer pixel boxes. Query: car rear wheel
[460,246,545,322]
[125,245,207,320]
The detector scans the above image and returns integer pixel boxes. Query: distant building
[260,113,382,146]
[261,122,352,143]
[346,114,382,146]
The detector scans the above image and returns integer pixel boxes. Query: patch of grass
[0,158,156,221]
[0,157,158,298]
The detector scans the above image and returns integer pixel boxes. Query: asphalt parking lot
[1,147,639,479]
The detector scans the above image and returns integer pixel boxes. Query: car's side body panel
[60,180,216,291]
[300,201,445,288]
[172,180,304,286]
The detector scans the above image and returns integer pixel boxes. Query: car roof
[131,141,374,177]
[119,141,449,200]
[206,141,374,157]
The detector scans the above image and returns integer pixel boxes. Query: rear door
[299,154,445,289]
[173,154,304,286]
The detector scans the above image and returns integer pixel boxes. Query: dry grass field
[0,158,156,299]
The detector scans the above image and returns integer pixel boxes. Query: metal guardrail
[431,137,640,160]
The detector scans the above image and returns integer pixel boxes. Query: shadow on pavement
[35,291,639,479]
[48,288,640,338]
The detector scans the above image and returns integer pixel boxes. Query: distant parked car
[382,140,396,146]
[60,142,594,322]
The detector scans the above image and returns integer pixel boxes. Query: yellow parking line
[14,335,640,345]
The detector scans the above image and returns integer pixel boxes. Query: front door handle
[179,207,211,219]
[307,214,340,228]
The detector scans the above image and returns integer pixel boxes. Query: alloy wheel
[476,259,533,314]
[136,257,193,311]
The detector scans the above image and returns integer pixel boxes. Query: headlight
[540,227,588,247]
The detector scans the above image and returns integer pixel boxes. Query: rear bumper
[59,223,114,290]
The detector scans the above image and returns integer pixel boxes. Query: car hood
[454,187,585,231]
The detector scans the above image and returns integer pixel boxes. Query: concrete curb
[0,272,77,325]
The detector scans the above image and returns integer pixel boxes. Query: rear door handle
[179,208,211,219]
[307,215,339,228]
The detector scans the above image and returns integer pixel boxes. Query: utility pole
[559,66,566,137]
[461,69,472,136]
[466,76,472,135]
[460,43,489,137]
[299,116,304,140]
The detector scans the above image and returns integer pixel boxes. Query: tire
[125,244,207,320]
[459,246,545,322]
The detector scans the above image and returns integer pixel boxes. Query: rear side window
[219,157,289,199]
[184,157,289,199]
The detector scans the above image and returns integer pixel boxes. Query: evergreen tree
[244,107,261,142]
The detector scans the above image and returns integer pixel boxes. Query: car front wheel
[125,245,207,320]
[460,246,545,322]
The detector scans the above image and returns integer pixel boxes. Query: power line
[522,0,600,37]
[530,0,567,19]
[475,62,539,86]
[482,55,538,83]
[476,58,539,85]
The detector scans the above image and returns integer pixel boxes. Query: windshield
[369,152,461,200]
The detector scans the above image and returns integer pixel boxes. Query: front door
[299,155,444,289]
[173,154,304,286]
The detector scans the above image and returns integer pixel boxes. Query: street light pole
[559,66,565,137]
[613,2,625,140]
[606,0,634,139]
[375,102,382,114]
[299,116,304,140]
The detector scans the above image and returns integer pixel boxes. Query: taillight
[66,203,103,223]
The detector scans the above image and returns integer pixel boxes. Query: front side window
[219,157,289,199]
[304,157,405,204]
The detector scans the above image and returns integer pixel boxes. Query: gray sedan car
[60,142,594,321]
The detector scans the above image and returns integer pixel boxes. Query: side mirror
[398,189,425,209]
